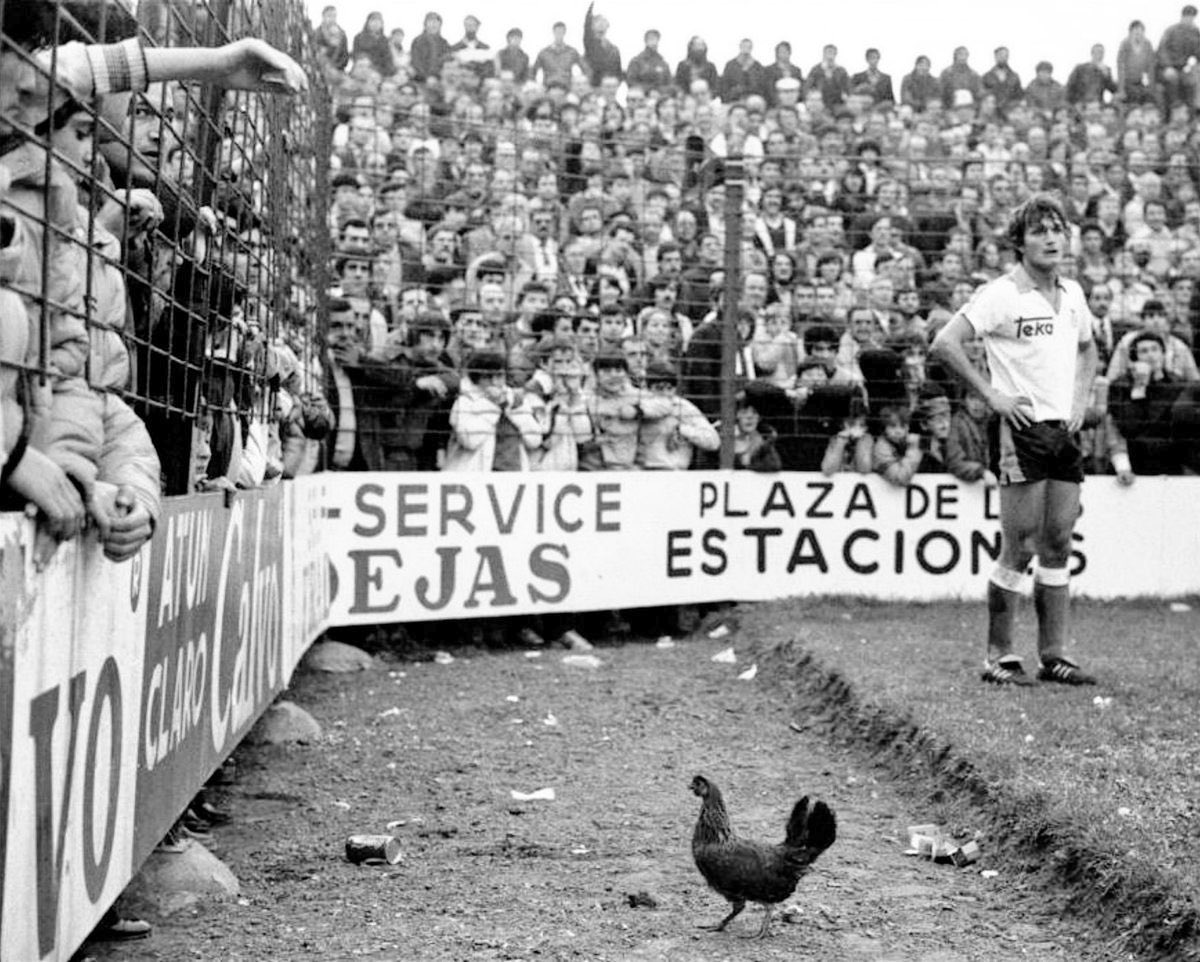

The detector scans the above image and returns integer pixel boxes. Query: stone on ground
[125,841,239,916]
[304,640,377,672]
[249,700,321,744]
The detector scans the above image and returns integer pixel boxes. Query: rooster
[689,774,836,938]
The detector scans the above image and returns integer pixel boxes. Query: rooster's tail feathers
[785,796,837,854]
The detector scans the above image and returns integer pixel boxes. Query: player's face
[1022,216,1067,273]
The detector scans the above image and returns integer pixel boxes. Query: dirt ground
[84,625,1138,962]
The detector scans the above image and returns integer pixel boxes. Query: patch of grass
[742,596,1200,961]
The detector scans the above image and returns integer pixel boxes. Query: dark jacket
[324,353,458,471]
[583,3,623,83]
[351,30,394,76]
[410,31,453,81]
[850,69,894,104]
[627,47,673,91]
[721,56,769,102]
[1107,374,1185,476]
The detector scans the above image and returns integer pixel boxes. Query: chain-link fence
[0,0,330,511]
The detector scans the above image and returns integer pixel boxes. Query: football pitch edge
[762,638,1200,962]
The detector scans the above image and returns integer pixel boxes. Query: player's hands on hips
[988,390,1034,428]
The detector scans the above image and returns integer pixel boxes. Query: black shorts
[989,420,1084,486]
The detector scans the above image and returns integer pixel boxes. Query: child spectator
[752,302,800,388]
[580,350,642,470]
[528,339,592,471]
[596,303,632,355]
[872,404,923,486]
[914,388,952,473]
[820,394,873,475]
[731,392,782,471]
[443,349,541,471]
[636,361,720,470]
[946,389,997,484]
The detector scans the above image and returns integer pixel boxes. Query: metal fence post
[718,154,745,469]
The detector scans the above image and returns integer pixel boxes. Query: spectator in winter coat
[1117,20,1157,105]
[850,48,895,105]
[872,404,924,486]
[674,36,720,95]
[581,351,643,470]
[636,360,720,469]
[1025,61,1067,114]
[901,55,940,112]
[763,41,804,106]
[1106,331,1186,479]
[721,39,768,103]
[626,29,673,93]
[496,28,531,84]
[1157,5,1200,115]
[315,4,350,71]
[946,390,996,484]
[981,46,1023,115]
[939,46,982,109]
[583,3,623,85]
[410,11,452,82]
[351,12,394,78]
[443,349,541,472]
[1066,44,1117,106]
[805,44,851,109]
[533,21,584,90]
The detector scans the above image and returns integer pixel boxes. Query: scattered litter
[904,824,980,867]
[377,707,402,718]
[779,901,803,922]
[707,624,731,640]
[1092,695,1113,709]
[560,630,594,651]
[524,651,542,659]
[1118,806,1134,818]
[506,695,520,703]
[510,787,556,801]
[562,654,603,669]
[570,845,590,855]
[237,898,251,906]
[655,636,676,649]
[386,762,397,770]
[433,651,454,665]
[1169,601,1192,613]
[345,834,403,865]
[332,801,352,811]
[738,663,758,681]
[509,718,524,725]
[980,869,999,879]
[626,891,658,909]
[711,646,737,664]
[1023,734,1035,743]
[386,820,406,830]
[840,612,853,621]
[542,713,559,726]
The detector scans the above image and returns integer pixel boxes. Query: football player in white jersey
[932,195,1100,687]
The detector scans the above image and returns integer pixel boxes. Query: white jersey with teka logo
[957,265,1094,423]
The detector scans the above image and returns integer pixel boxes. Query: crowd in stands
[312,3,1200,489]
[9,1,1200,546]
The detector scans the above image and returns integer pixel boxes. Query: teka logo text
[1016,317,1054,338]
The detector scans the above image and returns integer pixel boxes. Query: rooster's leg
[699,900,745,932]
[750,905,774,939]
